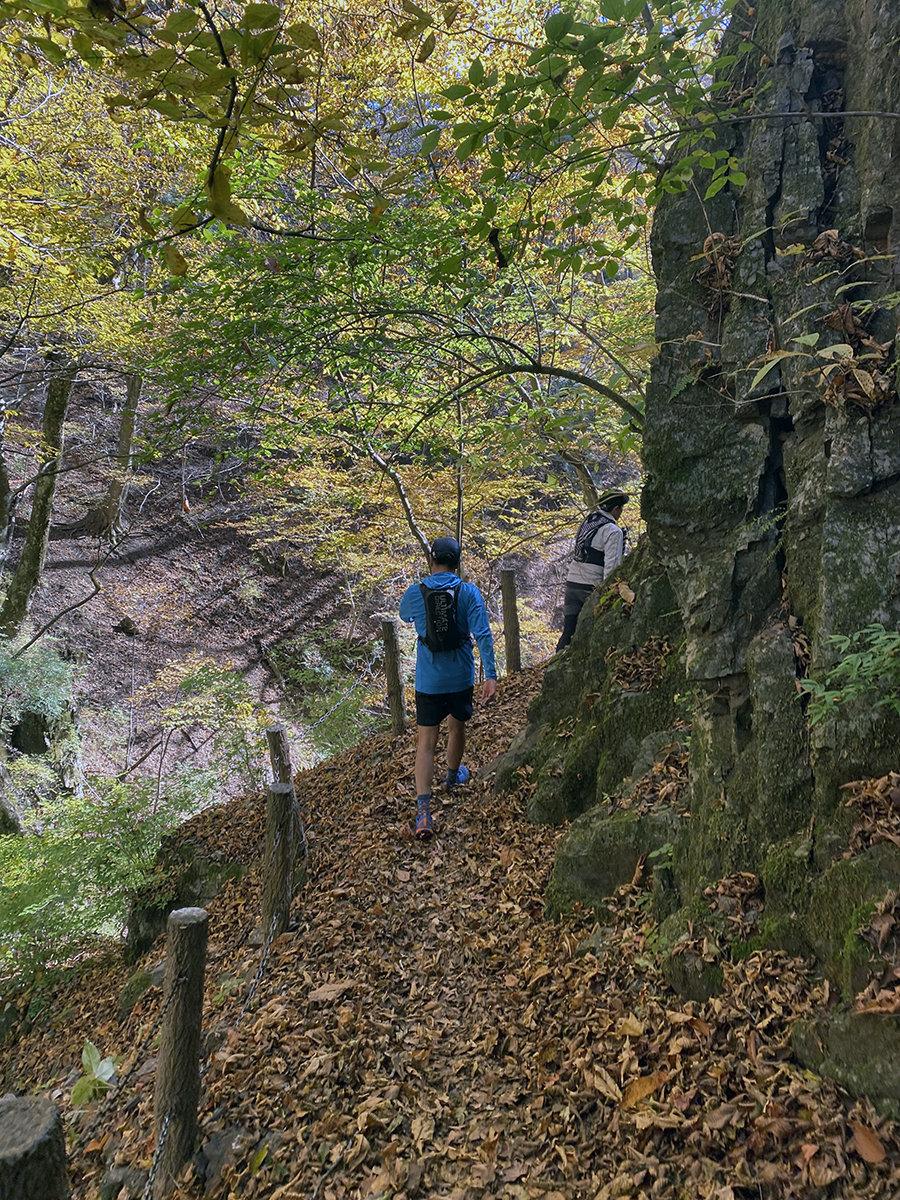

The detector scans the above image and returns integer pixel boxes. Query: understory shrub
[801,624,900,724]
[269,624,384,762]
[0,775,200,981]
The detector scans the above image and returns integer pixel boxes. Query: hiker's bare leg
[446,716,466,773]
[415,724,441,796]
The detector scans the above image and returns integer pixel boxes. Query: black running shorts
[415,687,474,727]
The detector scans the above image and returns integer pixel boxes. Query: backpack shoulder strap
[574,510,612,563]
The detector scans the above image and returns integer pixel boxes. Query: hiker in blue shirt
[399,537,497,840]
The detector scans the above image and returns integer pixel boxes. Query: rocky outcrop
[487,539,686,828]
[125,837,249,963]
[495,0,900,1105]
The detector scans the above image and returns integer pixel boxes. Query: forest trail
[4,667,900,1199]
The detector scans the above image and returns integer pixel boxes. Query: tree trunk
[500,568,521,674]
[97,370,141,539]
[0,1095,70,1200]
[0,441,13,566]
[381,618,408,735]
[559,448,599,509]
[0,353,76,639]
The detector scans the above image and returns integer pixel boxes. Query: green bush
[0,637,81,819]
[801,624,900,725]
[0,776,198,981]
[269,624,383,761]
[0,638,76,739]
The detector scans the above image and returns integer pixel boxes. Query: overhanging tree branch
[453,361,645,426]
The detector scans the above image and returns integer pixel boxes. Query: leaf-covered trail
[5,666,900,1199]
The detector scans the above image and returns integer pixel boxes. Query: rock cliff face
[494,0,900,1104]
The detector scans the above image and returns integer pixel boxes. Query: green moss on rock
[658,904,725,1002]
[488,539,687,829]
[793,1011,900,1113]
[805,843,900,998]
[546,805,684,918]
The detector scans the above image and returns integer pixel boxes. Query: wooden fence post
[265,724,307,877]
[153,907,208,1199]
[501,568,521,674]
[381,618,407,735]
[265,723,292,785]
[0,1096,69,1200]
[260,783,297,941]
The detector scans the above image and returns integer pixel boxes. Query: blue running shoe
[445,764,470,788]
[415,795,433,840]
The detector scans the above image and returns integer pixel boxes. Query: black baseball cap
[430,537,461,566]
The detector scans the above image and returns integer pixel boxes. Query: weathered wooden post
[260,782,297,941]
[265,724,307,874]
[153,907,208,1199]
[265,723,292,785]
[0,1096,69,1200]
[381,618,407,735]
[501,568,521,674]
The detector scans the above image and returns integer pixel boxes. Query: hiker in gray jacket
[556,490,629,652]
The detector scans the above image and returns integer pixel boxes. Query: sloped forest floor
[3,667,900,1200]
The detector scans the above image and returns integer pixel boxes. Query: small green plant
[647,841,675,869]
[801,624,900,725]
[0,777,198,979]
[70,1040,120,1106]
[0,638,76,740]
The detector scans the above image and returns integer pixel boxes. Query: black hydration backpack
[573,510,613,567]
[419,583,467,652]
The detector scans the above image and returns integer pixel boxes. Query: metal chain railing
[92,775,304,1195]
[240,909,281,1017]
[140,1108,173,1200]
[80,971,186,1141]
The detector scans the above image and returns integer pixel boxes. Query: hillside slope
[2,666,899,1199]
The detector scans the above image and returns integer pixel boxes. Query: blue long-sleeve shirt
[399,571,498,694]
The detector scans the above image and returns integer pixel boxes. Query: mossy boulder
[793,1012,900,1114]
[0,791,23,836]
[761,836,900,999]
[125,840,249,963]
[658,904,726,1002]
[488,538,687,828]
[490,0,900,1110]
[546,803,684,918]
[805,844,900,999]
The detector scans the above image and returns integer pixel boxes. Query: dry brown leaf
[621,1070,666,1109]
[589,1065,623,1102]
[851,1120,886,1163]
[9,665,900,1200]
[308,981,354,1002]
[704,1102,738,1130]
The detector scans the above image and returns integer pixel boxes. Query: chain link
[81,970,186,1140]
[240,909,280,1016]
[140,1108,173,1200]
